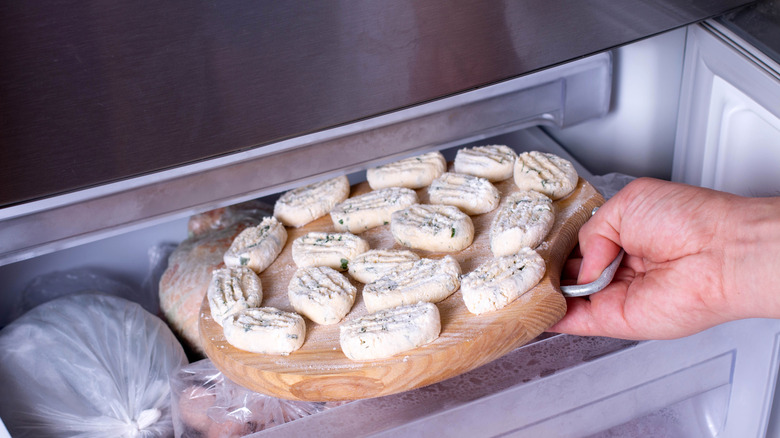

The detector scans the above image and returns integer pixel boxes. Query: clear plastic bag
[588,172,636,200]
[0,293,188,437]
[170,359,341,437]
[186,200,274,239]
[142,242,180,316]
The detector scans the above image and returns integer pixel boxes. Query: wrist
[722,196,780,320]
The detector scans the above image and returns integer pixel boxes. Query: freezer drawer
[256,318,780,437]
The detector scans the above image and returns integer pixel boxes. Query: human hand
[549,177,780,340]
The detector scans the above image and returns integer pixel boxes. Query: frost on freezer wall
[5,267,163,324]
[0,293,187,438]
[546,28,688,180]
[0,216,189,328]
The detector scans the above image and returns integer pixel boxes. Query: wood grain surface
[200,176,604,401]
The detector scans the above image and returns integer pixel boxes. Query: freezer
[2,1,780,437]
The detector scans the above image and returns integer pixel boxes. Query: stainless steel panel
[0,0,753,207]
[0,53,611,265]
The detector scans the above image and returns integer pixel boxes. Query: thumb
[576,206,623,284]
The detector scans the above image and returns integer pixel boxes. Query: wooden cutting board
[200,176,604,401]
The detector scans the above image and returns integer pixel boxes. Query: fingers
[576,206,623,284]
[550,266,636,338]
[547,296,597,336]
[550,285,633,338]
[573,178,657,283]
[553,178,746,340]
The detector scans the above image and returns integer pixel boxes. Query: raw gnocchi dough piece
[427,172,501,215]
[291,232,369,271]
[273,175,350,227]
[348,249,421,284]
[288,266,357,325]
[461,247,546,314]
[222,307,306,355]
[513,151,578,200]
[339,302,441,361]
[390,204,474,252]
[453,144,517,181]
[207,266,263,326]
[490,190,555,257]
[330,187,418,233]
[362,256,461,313]
[366,151,446,190]
[223,217,287,273]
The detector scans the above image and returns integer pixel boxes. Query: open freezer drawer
[255,318,780,438]
[4,123,778,437]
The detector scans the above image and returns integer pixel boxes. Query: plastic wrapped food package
[186,200,275,240]
[171,359,344,437]
[587,172,635,201]
[0,293,188,437]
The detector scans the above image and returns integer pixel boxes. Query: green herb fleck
[451,227,456,238]
[239,256,249,266]
[340,258,349,270]
[339,219,344,225]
